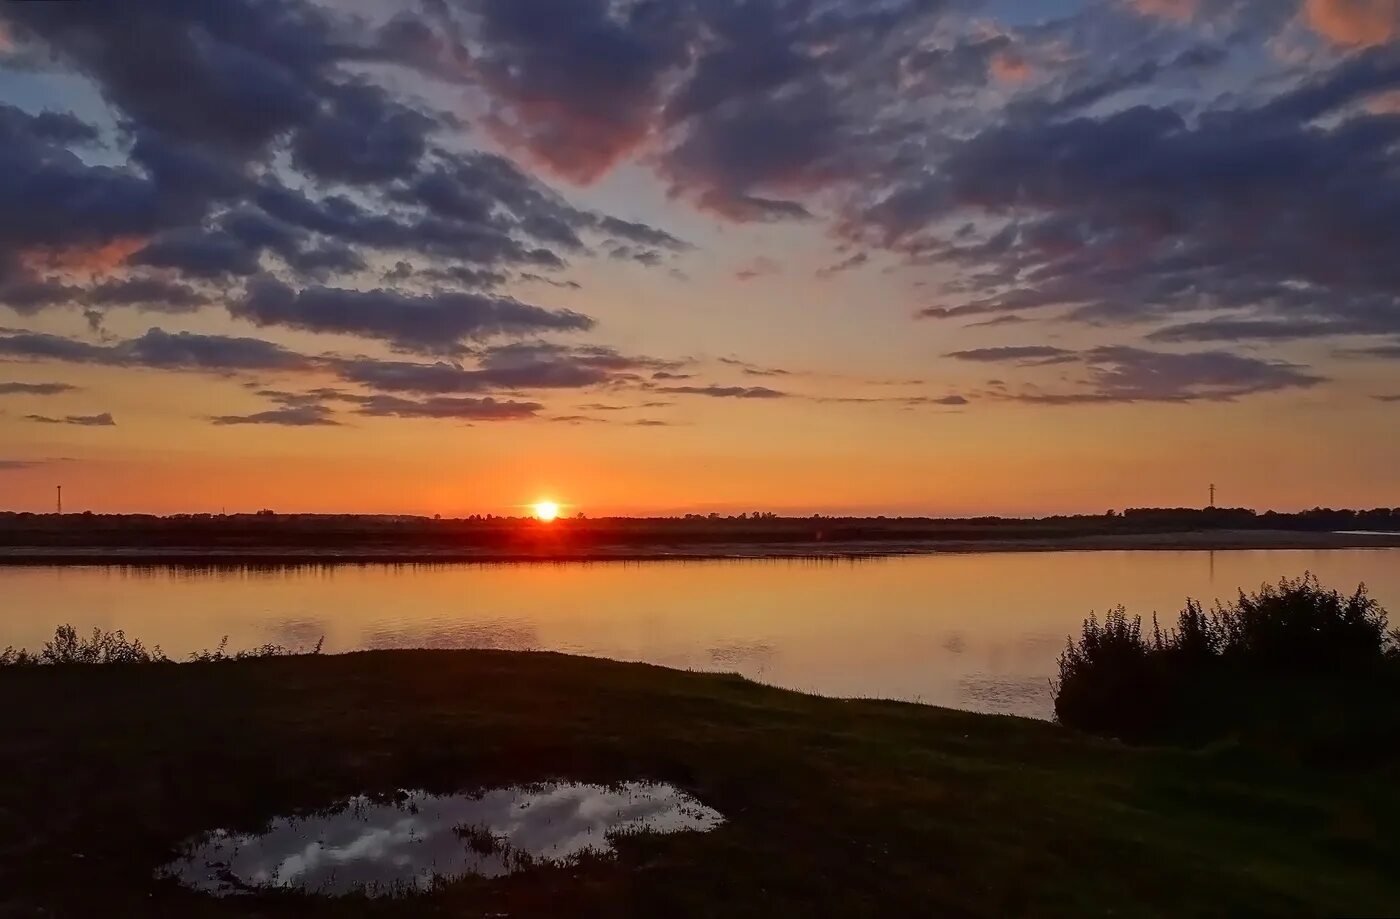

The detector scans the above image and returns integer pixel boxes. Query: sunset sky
[1,0,1397,516]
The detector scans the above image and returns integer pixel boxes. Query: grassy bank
[3,650,1399,917]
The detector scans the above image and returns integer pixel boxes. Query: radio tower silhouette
[56,485,62,515]
[1208,483,1216,509]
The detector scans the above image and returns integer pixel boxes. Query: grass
[3,646,1400,917]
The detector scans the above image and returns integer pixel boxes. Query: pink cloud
[21,238,146,278]
[1366,88,1400,112]
[991,49,1032,82]
[482,102,655,186]
[1305,0,1399,45]
[1128,0,1201,22]
[734,256,781,281]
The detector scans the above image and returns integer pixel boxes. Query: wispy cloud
[210,405,341,427]
[0,381,78,395]
[656,385,788,399]
[25,412,115,426]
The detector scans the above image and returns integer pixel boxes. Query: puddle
[158,782,724,897]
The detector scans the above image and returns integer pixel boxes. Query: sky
[0,0,1397,517]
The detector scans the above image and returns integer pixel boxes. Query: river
[2,548,1395,719]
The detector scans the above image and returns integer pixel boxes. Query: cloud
[518,272,581,290]
[594,216,688,251]
[1129,0,1201,22]
[945,346,1076,363]
[0,0,687,352]
[221,388,543,423]
[0,456,74,470]
[210,405,340,427]
[856,48,1400,351]
[377,0,953,229]
[734,257,781,281]
[816,252,868,278]
[336,341,684,394]
[965,315,1029,329]
[337,394,541,422]
[659,85,842,222]
[0,381,77,395]
[1,273,208,317]
[332,356,610,395]
[2,0,1390,431]
[815,393,970,407]
[992,347,1326,405]
[1305,0,1399,46]
[607,244,666,266]
[26,412,115,426]
[1340,342,1400,358]
[471,0,686,184]
[0,328,682,412]
[0,104,184,254]
[87,277,207,311]
[2,2,342,155]
[289,80,436,184]
[236,278,595,354]
[549,414,609,425]
[0,328,313,372]
[654,1,958,222]
[719,357,792,377]
[989,49,1032,83]
[1146,315,1400,343]
[899,34,1019,90]
[131,228,263,278]
[656,385,788,399]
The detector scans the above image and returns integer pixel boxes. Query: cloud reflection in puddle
[159,781,723,897]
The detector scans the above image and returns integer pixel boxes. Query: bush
[40,625,167,665]
[1054,575,1400,753]
[0,626,323,667]
[1215,575,1392,671]
[1053,607,1166,740]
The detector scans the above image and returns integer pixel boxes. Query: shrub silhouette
[40,624,165,665]
[1054,607,1167,739]
[1,626,323,667]
[1055,575,1400,754]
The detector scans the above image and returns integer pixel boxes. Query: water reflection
[360,619,539,651]
[265,618,330,648]
[958,675,1049,713]
[707,641,777,670]
[159,782,723,897]
[5,550,1397,720]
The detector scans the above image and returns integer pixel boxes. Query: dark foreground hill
[3,649,1399,917]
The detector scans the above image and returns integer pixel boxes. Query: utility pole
[56,485,62,515]
[1208,483,1215,509]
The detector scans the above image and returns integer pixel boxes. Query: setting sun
[531,501,561,522]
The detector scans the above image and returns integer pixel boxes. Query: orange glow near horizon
[532,500,561,522]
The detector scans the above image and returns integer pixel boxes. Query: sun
[531,500,561,522]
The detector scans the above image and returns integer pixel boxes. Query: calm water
[2,549,1396,719]
[160,782,723,897]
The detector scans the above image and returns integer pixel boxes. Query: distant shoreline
[0,529,1396,566]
